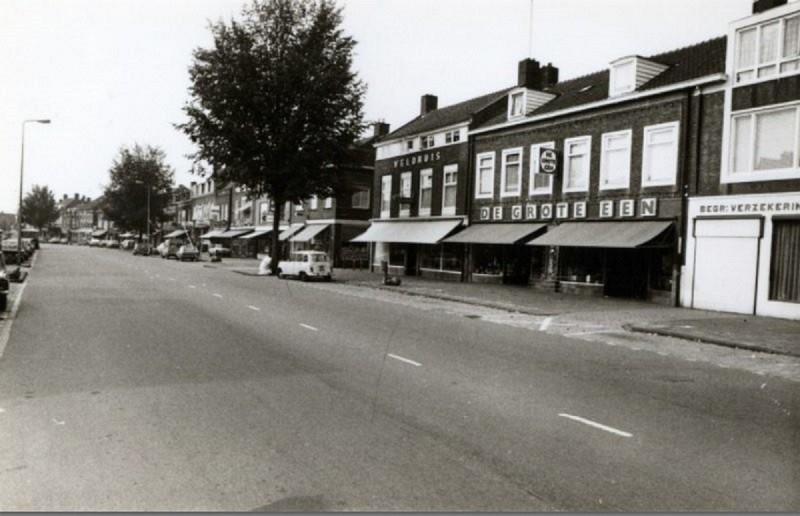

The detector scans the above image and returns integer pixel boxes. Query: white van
[277,251,332,281]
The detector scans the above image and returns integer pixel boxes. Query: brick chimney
[753,0,787,14]
[373,121,390,137]
[74,193,79,200]
[518,58,559,90]
[420,94,438,115]
[540,63,559,89]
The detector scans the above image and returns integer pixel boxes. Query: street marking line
[299,323,318,332]
[387,353,422,367]
[169,278,176,281]
[565,330,615,337]
[188,285,196,289]
[247,305,260,311]
[213,293,223,299]
[558,413,632,438]
[0,280,29,360]
[539,317,553,331]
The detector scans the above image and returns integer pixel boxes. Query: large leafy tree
[102,144,174,238]
[21,184,59,232]
[178,0,366,271]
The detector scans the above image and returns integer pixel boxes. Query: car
[0,253,8,312]
[59,238,68,244]
[276,250,332,281]
[106,239,120,249]
[208,244,231,258]
[132,242,153,256]
[120,239,135,250]
[159,239,180,260]
[48,237,60,244]
[176,244,199,262]
[89,238,102,247]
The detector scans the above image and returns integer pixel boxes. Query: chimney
[420,94,438,115]
[74,193,79,200]
[63,194,68,200]
[753,0,787,14]
[540,63,559,89]
[373,121,390,137]
[518,58,542,89]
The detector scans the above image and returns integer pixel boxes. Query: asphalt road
[0,245,797,511]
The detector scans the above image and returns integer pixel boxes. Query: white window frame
[508,90,525,119]
[610,58,636,96]
[475,151,495,199]
[399,171,412,217]
[441,164,458,216]
[500,147,524,198]
[445,130,461,144]
[380,175,392,219]
[421,134,435,149]
[724,101,800,183]
[419,168,433,216]
[351,188,370,209]
[529,142,555,196]
[406,139,415,151]
[310,195,318,210]
[641,122,680,188]
[324,196,333,209]
[735,14,800,85]
[599,129,632,190]
[562,136,592,193]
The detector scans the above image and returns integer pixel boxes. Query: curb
[624,324,800,358]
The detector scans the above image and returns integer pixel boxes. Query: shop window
[563,136,591,193]
[419,169,433,216]
[400,172,412,217]
[380,175,391,218]
[442,165,457,215]
[389,243,406,267]
[351,188,370,209]
[769,219,800,303]
[420,243,463,272]
[472,245,503,276]
[500,148,523,197]
[728,104,799,182]
[736,15,800,83]
[475,152,495,199]
[648,248,674,292]
[642,122,679,187]
[600,130,632,190]
[558,247,604,284]
[530,142,555,196]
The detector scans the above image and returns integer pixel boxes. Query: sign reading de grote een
[479,198,658,221]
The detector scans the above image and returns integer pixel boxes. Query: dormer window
[509,91,525,118]
[609,56,669,97]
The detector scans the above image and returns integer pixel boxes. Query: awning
[350,219,462,244]
[217,228,253,238]
[527,221,673,248]
[91,230,107,238]
[199,229,225,239]
[238,229,272,240]
[444,223,546,245]
[164,229,187,238]
[289,224,330,243]
[279,226,303,241]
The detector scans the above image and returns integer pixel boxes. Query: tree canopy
[21,185,59,232]
[102,144,174,236]
[177,0,366,269]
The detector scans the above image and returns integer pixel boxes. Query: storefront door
[692,218,761,314]
[604,248,648,299]
[405,244,418,276]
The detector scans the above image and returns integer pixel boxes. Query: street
[0,245,798,511]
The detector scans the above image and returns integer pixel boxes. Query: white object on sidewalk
[258,255,272,276]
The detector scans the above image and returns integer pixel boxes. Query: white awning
[164,229,187,238]
[443,223,546,245]
[279,226,303,241]
[217,228,253,238]
[199,229,225,239]
[350,219,462,244]
[238,229,272,240]
[528,221,673,248]
[289,224,330,242]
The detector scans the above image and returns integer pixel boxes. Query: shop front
[289,223,331,253]
[236,227,276,257]
[681,193,800,319]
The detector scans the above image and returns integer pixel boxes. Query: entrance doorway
[604,248,648,299]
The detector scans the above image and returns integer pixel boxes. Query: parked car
[106,239,120,249]
[0,253,8,312]
[132,242,152,256]
[89,238,102,247]
[176,244,199,262]
[59,238,68,244]
[159,239,180,260]
[120,239,135,250]
[208,244,231,258]
[277,250,332,281]
[48,237,60,244]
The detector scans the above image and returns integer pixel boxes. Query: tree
[177,0,366,272]
[102,144,174,239]
[21,185,59,233]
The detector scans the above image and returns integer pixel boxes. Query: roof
[475,36,727,129]
[382,88,513,141]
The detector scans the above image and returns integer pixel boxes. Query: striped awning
[279,226,303,241]
[444,223,546,245]
[164,229,187,238]
[238,229,272,240]
[289,224,330,243]
[350,219,461,244]
[217,228,253,238]
[199,229,225,239]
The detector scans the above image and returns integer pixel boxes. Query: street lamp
[18,119,51,266]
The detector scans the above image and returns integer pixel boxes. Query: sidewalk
[206,260,800,358]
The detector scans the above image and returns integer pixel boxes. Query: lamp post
[18,119,51,266]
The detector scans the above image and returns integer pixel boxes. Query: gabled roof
[381,88,514,142]
[474,36,727,130]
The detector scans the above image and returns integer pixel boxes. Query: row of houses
[51,194,115,243]
[349,0,800,320]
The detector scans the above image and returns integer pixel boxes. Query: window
[442,164,458,215]
[324,197,333,209]
[770,219,800,303]
[351,188,370,209]
[600,130,632,190]
[509,91,525,118]
[419,169,433,216]
[475,152,495,199]
[500,148,523,197]
[445,130,461,144]
[736,15,800,83]
[421,135,435,149]
[642,122,679,187]
[406,140,415,151]
[730,104,799,180]
[399,172,412,217]
[529,142,555,196]
[562,136,591,193]
[310,196,318,210]
[380,175,391,218]
[610,59,636,95]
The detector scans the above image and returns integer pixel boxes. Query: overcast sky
[0,0,752,213]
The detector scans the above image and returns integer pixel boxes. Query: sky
[0,0,753,214]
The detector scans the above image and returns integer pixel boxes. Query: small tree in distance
[21,184,59,234]
[178,0,366,272]
[102,144,174,240]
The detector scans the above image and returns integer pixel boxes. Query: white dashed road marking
[299,323,318,332]
[247,305,260,311]
[558,413,632,438]
[387,353,422,367]
[213,293,223,299]
[539,317,553,331]
[188,285,196,289]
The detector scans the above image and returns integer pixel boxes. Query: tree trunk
[269,200,283,274]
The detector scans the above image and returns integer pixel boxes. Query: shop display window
[648,248,674,292]
[389,244,406,267]
[472,245,503,275]
[420,244,463,271]
[558,247,604,284]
